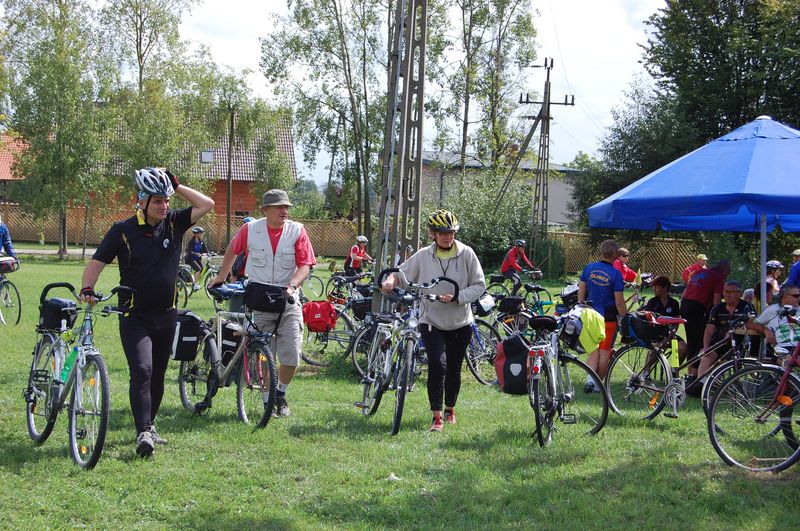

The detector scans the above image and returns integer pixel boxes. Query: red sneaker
[429,415,443,432]
[444,409,456,425]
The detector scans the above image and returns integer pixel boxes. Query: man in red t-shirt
[344,235,373,275]
[500,239,535,295]
[210,189,316,418]
[682,253,708,282]
[679,260,729,380]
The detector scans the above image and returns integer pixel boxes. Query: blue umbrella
[588,116,800,301]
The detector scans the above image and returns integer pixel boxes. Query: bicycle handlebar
[377,268,460,302]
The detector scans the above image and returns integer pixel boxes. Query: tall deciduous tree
[1,0,111,258]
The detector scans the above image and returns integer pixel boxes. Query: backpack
[494,334,530,395]
[302,300,339,332]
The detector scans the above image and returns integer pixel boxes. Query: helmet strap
[143,195,153,225]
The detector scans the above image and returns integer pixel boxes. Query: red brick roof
[0,135,28,181]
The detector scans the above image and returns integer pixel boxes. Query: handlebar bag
[494,334,529,395]
[244,282,286,313]
[302,300,339,332]
[38,297,78,331]
[0,257,18,273]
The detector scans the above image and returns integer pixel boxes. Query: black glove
[80,286,98,299]
[165,169,180,190]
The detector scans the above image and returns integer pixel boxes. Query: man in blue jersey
[578,239,627,391]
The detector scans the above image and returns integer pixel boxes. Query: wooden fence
[549,231,698,281]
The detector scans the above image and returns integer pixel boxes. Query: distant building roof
[199,116,297,182]
[420,150,580,174]
[0,135,28,181]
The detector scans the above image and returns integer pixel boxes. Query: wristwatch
[288,282,298,290]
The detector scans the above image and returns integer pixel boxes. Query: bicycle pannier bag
[472,292,495,317]
[0,257,18,273]
[244,282,286,313]
[171,309,203,361]
[39,297,78,330]
[220,319,243,365]
[354,284,372,298]
[350,298,373,321]
[302,300,339,332]
[494,334,529,395]
[489,273,505,284]
[498,295,525,314]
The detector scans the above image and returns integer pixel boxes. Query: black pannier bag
[619,311,669,346]
[220,320,243,365]
[39,297,78,330]
[354,284,372,298]
[494,334,529,395]
[350,298,373,321]
[244,282,286,313]
[489,273,505,284]
[498,295,525,314]
[171,309,204,361]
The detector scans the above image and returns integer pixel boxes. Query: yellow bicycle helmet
[427,209,459,232]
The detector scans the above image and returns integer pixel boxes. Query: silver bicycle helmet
[134,167,174,197]
[356,235,368,243]
[766,260,784,271]
[191,226,204,234]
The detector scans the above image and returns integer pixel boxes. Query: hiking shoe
[149,426,168,445]
[135,431,155,458]
[430,415,444,432]
[273,395,291,418]
[444,410,456,425]
[584,381,596,394]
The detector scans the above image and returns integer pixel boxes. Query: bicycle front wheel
[526,287,553,316]
[0,279,21,326]
[26,333,58,443]
[202,267,219,299]
[390,339,414,435]
[301,311,355,366]
[701,357,764,419]
[708,366,800,473]
[236,343,277,428]
[466,319,501,385]
[530,359,555,447]
[304,274,326,300]
[350,323,373,378]
[360,339,391,416]
[605,344,671,420]
[68,353,110,469]
[175,279,189,308]
[557,355,608,436]
[487,282,509,298]
[179,332,217,413]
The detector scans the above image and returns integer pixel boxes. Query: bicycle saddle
[523,283,548,293]
[655,316,686,326]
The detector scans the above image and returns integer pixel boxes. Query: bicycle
[605,312,758,420]
[179,283,278,427]
[23,282,131,469]
[487,269,552,313]
[176,252,220,307]
[301,267,326,301]
[528,312,609,446]
[624,273,654,311]
[707,310,800,472]
[0,256,21,325]
[356,268,458,435]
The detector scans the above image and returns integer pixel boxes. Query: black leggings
[679,299,708,370]
[420,324,473,411]
[119,311,178,434]
[503,269,522,295]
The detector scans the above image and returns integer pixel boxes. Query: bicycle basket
[38,297,78,331]
[620,312,669,345]
[489,273,505,284]
[0,257,18,273]
[171,309,204,361]
[528,269,544,280]
[472,292,495,317]
[350,298,373,321]
[498,295,525,314]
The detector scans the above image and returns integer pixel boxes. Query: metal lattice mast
[376,0,428,278]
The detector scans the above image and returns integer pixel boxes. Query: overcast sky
[180,0,665,182]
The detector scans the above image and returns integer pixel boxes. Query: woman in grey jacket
[381,210,486,432]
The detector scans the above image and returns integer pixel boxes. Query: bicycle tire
[701,357,764,419]
[466,319,501,385]
[390,338,414,435]
[526,286,553,316]
[25,333,58,443]
[304,274,326,300]
[530,358,555,447]
[202,267,219,299]
[236,342,277,428]
[179,332,217,413]
[351,323,373,378]
[301,310,355,366]
[175,279,189,308]
[0,279,21,326]
[325,275,345,297]
[558,355,608,436]
[605,344,671,420]
[68,353,110,469]
[360,332,391,416]
[487,282,509,298]
[708,365,800,473]
[496,312,529,338]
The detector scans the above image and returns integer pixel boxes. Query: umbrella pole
[760,214,767,307]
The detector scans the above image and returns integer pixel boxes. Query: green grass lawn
[0,262,798,528]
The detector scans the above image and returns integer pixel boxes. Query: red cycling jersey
[500,247,534,273]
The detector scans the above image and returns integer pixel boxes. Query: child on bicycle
[500,239,535,295]
[184,226,209,290]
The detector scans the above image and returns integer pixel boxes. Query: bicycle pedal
[354,401,368,408]
[31,369,50,386]
[561,414,576,424]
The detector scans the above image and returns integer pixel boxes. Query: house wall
[210,180,259,217]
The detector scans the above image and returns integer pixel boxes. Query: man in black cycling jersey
[80,168,214,458]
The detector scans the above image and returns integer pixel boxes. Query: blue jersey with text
[580,260,624,319]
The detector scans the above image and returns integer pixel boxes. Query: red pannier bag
[302,300,338,332]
